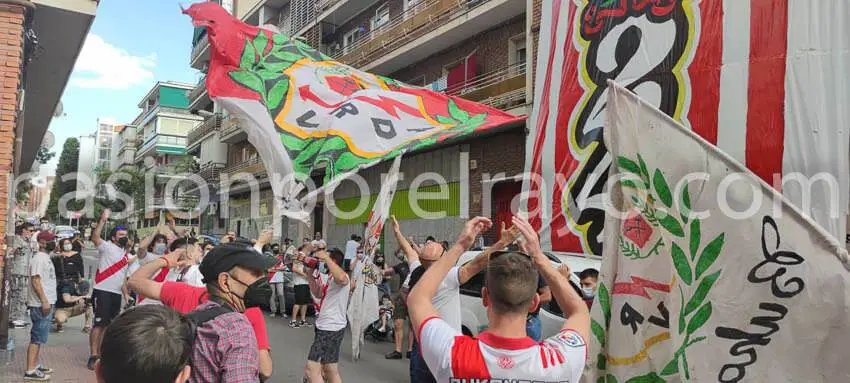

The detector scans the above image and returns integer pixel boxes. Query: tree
[36,146,55,165]
[16,179,32,204]
[46,138,81,220]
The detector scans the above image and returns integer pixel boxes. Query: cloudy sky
[42,1,205,175]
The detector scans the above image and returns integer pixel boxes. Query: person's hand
[391,215,400,232]
[557,264,572,280]
[163,248,188,269]
[100,209,111,222]
[41,301,50,315]
[457,217,493,248]
[512,216,545,264]
[257,229,273,246]
[499,222,519,245]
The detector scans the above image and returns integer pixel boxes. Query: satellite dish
[53,101,63,117]
[41,131,54,149]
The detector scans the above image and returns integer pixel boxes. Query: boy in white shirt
[409,216,591,383]
[303,248,350,383]
[25,231,58,381]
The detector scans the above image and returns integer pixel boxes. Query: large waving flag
[523,0,850,256]
[586,82,850,382]
[184,3,523,219]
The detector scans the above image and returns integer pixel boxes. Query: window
[460,271,485,298]
[403,0,426,20]
[406,75,427,87]
[509,34,527,72]
[371,4,390,32]
[343,27,364,54]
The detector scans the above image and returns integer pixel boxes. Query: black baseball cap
[200,244,279,284]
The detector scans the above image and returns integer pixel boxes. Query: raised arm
[513,216,589,341]
[409,217,492,335]
[457,222,518,285]
[391,216,419,265]
[126,249,186,301]
[317,250,349,286]
[92,208,110,247]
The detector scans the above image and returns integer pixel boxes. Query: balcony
[220,115,247,144]
[330,0,525,75]
[222,156,266,178]
[187,113,222,152]
[136,134,188,160]
[446,62,527,110]
[187,77,210,111]
[200,162,225,183]
[190,30,210,70]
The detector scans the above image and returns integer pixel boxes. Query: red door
[493,181,522,242]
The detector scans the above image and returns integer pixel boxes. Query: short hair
[351,234,358,240]
[327,248,345,266]
[426,236,436,242]
[169,237,191,252]
[100,305,192,383]
[579,268,599,281]
[149,234,168,252]
[485,252,539,314]
[15,223,32,235]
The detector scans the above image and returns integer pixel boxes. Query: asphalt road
[80,248,412,383]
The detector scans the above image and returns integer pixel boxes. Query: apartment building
[131,81,204,233]
[186,0,533,247]
[109,124,138,171]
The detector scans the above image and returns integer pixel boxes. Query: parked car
[196,234,221,246]
[457,250,600,339]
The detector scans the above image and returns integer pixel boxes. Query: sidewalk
[0,316,95,382]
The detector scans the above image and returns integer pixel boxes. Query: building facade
[0,0,97,347]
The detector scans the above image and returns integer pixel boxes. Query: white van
[456,250,601,339]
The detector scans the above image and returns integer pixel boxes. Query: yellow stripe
[606,332,671,366]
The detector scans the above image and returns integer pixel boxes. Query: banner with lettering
[523,0,850,255]
[586,82,850,382]
[185,3,523,217]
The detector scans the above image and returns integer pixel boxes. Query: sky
[42,1,206,175]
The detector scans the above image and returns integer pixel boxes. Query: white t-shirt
[179,265,205,287]
[344,240,359,260]
[315,276,350,332]
[94,241,129,295]
[420,317,587,382]
[291,263,308,286]
[408,260,462,332]
[28,251,57,307]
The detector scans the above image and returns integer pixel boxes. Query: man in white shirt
[343,234,360,272]
[409,216,590,383]
[304,248,350,383]
[88,209,131,371]
[25,231,58,381]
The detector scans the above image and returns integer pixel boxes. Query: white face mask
[62,244,72,252]
[153,243,167,255]
[581,287,595,299]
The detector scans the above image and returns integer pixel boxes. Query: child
[378,294,394,333]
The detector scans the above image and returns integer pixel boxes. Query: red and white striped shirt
[419,316,586,382]
[94,241,128,295]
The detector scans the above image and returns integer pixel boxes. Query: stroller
[364,317,394,343]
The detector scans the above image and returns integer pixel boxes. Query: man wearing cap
[24,231,58,381]
[189,243,276,382]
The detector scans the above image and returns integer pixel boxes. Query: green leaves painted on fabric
[670,243,692,285]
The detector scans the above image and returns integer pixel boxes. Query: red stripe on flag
[746,0,788,185]
[550,2,583,252]
[95,256,128,285]
[528,0,564,231]
[688,0,723,144]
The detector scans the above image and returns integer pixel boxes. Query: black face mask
[230,276,272,308]
[44,242,56,252]
[116,237,129,248]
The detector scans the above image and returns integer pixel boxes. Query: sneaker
[82,326,91,334]
[11,320,28,329]
[269,313,276,318]
[385,351,403,360]
[289,320,301,328]
[37,365,53,374]
[300,320,313,327]
[87,356,99,371]
[23,369,50,381]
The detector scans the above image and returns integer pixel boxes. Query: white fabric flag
[347,154,403,360]
[585,82,850,383]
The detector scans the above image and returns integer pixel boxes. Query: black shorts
[294,285,311,305]
[307,328,345,364]
[92,289,122,328]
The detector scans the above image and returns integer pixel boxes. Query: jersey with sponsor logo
[419,316,586,383]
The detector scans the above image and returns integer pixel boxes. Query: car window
[540,273,584,318]
[460,271,485,298]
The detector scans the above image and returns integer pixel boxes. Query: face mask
[44,242,56,252]
[117,237,129,248]
[62,244,72,252]
[319,262,328,274]
[153,243,167,255]
[581,287,595,299]
[375,258,385,266]
[40,223,49,231]
[229,276,272,309]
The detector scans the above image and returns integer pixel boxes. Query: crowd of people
[6,209,598,382]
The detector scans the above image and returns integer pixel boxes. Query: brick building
[0,0,96,347]
[186,0,537,249]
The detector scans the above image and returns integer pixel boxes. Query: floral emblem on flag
[590,154,726,383]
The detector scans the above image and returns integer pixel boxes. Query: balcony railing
[222,156,265,177]
[477,87,526,110]
[330,0,491,68]
[220,116,243,139]
[187,77,207,105]
[199,162,225,183]
[188,113,222,146]
[137,134,188,158]
[191,31,209,65]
